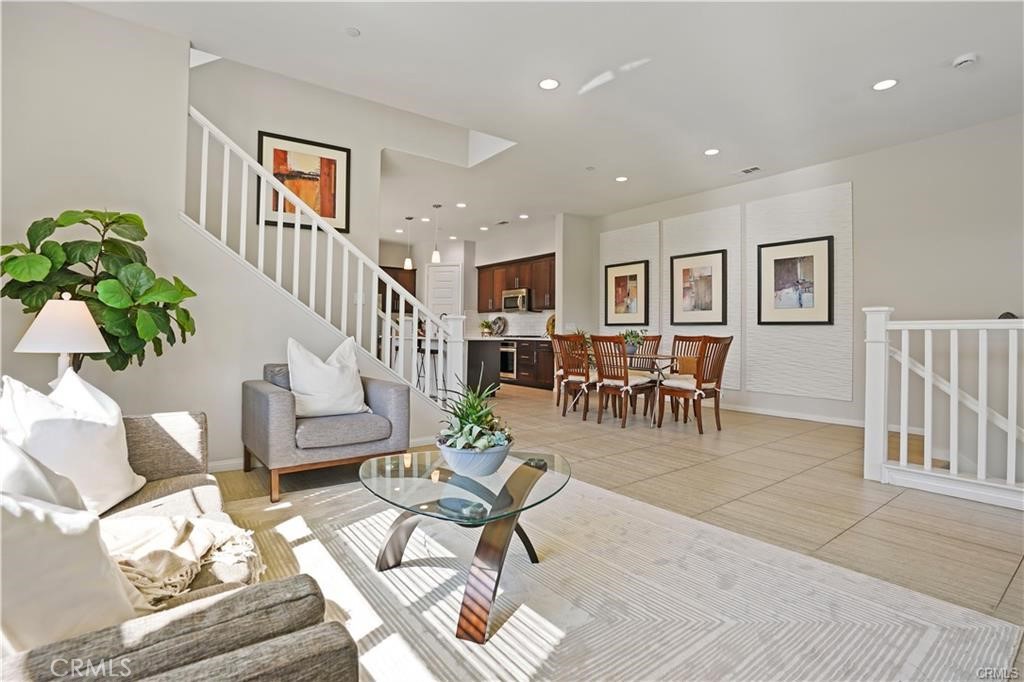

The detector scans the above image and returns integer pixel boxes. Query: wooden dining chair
[657,335,733,433]
[591,335,656,428]
[629,334,663,373]
[553,334,593,420]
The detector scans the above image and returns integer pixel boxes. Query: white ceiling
[91,2,1023,239]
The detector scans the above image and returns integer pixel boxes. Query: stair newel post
[863,307,894,482]
[444,315,467,406]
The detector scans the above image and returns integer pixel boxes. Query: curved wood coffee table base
[374,463,547,644]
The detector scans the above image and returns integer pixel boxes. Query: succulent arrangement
[437,373,513,452]
[479,319,494,336]
[620,328,647,347]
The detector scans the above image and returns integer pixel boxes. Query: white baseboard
[724,403,865,429]
[208,457,245,473]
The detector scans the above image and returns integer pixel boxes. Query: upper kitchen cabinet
[476,252,556,312]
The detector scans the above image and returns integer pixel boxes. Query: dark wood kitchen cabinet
[476,252,556,313]
[504,339,554,390]
[380,266,415,314]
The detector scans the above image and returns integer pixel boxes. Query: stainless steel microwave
[501,288,530,313]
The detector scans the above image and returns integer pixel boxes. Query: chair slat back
[591,335,629,382]
[671,335,703,374]
[553,333,590,382]
[632,334,662,370]
[696,335,733,388]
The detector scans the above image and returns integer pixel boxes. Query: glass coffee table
[359,450,571,644]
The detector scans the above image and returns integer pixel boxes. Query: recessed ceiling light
[420,217,430,222]
[519,214,529,219]
[455,202,467,208]
[704,148,720,157]
[479,226,489,231]
[538,78,560,90]
[345,27,361,38]
[585,166,596,172]
[872,79,898,91]
[615,176,628,182]
[449,235,457,240]
[395,228,404,233]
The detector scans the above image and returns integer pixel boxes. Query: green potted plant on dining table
[620,328,646,355]
[436,373,514,476]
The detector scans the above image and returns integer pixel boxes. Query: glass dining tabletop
[358,450,571,526]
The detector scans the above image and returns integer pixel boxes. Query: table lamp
[14,292,109,378]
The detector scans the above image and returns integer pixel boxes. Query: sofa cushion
[264,363,292,390]
[101,474,222,519]
[295,413,392,449]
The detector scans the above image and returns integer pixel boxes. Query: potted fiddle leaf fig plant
[620,328,646,355]
[1,210,197,371]
[437,371,514,476]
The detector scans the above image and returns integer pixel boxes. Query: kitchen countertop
[465,336,551,342]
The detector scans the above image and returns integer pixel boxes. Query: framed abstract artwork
[604,260,649,326]
[256,131,350,232]
[670,249,727,325]
[757,235,834,325]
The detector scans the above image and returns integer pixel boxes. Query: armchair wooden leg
[597,392,605,424]
[693,398,704,435]
[243,447,253,473]
[270,469,281,503]
[630,394,637,414]
[582,389,590,421]
[714,393,722,431]
[620,394,628,428]
[683,398,690,423]
[657,393,666,428]
[561,386,569,417]
[556,384,561,407]
[673,397,680,422]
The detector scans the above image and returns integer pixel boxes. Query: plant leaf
[1,243,28,256]
[174,307,195,334]
[117,263,156,299]
[55,210,91,227]
[135,309,159,341]
[27,218,57,251]
[2,253,51,282]
[105,352,131,371]
[118,333,146,354]
[103,238,147,264]
[20,283,58,310]
[151,336,164,357]
[109,216,147,241]
[99,253,130,276]
[63,240,102,265]
[96,279,134,309]
[84,210,119,224]
[136,278,183,305]
[44,268,87,287]
[39,241,66,270]
[173,276,196,299]
[86,299,134,337]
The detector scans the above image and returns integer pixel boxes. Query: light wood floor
[216,384,1024,641]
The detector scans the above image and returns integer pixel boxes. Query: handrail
[886,319,1023,331]
[187,106,445,330]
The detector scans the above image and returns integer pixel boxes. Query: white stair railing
[182,106,464,406]
[863,307,1023,510]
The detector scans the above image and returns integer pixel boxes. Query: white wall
[588,115,1023,429]
[474,221,556,266]
[1,3,446,468]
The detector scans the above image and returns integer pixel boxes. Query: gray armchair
[242,364,410,501]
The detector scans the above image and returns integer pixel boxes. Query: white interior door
[427,264,463,316]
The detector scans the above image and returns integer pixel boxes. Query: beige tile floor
[217,384,1024,640]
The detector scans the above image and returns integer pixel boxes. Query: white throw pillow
[0,493,145,652]
[0,438,85,510]
[287,338,370,418]
[0,371,145,514]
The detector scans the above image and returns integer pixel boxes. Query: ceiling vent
[737,165,761,175]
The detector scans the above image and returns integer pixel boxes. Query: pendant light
[403,216,414,270]
[431,203,442,264]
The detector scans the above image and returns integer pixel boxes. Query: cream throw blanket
[100,516,265,607]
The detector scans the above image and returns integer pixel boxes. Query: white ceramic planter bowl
[437,442,511,476]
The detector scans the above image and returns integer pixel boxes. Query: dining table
[574,351,687,427]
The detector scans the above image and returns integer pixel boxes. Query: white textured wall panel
[599,222,660,335]
[661,206,742,390]
[744,183,853,400]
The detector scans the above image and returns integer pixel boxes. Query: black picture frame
[669,249,727,326]
[604,259,650,326]
[757,235,834,325]
[255,130,351,233]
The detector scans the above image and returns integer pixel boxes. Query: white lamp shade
[431,249,441,264]
[15,297,108,354]
[403,257,413,270]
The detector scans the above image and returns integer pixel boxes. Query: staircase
[863,308,1023,509]
[180,107,464,409]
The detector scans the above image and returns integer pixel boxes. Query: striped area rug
[225,479,1021,681]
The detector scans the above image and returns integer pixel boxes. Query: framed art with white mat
[604,260,649,326]
[670,249,727,325]
[256,131,350,232]
[757,236,834,325]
